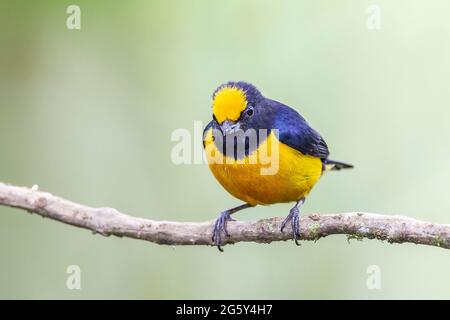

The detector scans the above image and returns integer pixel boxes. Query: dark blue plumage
[270,99,330,160]
[205,81,331,162]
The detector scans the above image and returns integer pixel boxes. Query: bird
[203,81,353,251]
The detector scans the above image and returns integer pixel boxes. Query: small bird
[203,81,353,251]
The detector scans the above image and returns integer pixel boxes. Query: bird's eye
[246,107,254,117]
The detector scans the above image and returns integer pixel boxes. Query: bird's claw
[281,206,301,245]
[212,211,235,251]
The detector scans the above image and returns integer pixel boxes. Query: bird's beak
[220,119,240,135]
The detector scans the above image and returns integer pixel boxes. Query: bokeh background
[1,0,449,299]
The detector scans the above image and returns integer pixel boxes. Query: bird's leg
[212,203,253,252]
[281,198,305,246]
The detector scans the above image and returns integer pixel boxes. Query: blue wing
[271,100,330,160]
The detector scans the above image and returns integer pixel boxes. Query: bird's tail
[323,159,354,171]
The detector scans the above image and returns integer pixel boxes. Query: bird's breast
[203,129,323,205]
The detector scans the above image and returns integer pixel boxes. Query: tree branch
[0,182,449,249]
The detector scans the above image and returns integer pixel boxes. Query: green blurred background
[1,0,449,299]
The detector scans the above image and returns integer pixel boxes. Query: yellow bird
[203,82,353,251]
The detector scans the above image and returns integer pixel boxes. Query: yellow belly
[204,130,323,206]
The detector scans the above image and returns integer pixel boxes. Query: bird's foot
[281,206,301,245]
[212,211,236,252]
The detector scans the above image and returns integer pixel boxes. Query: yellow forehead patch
[212,86,247,124]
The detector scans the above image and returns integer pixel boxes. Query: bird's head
[211,81,266,135]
